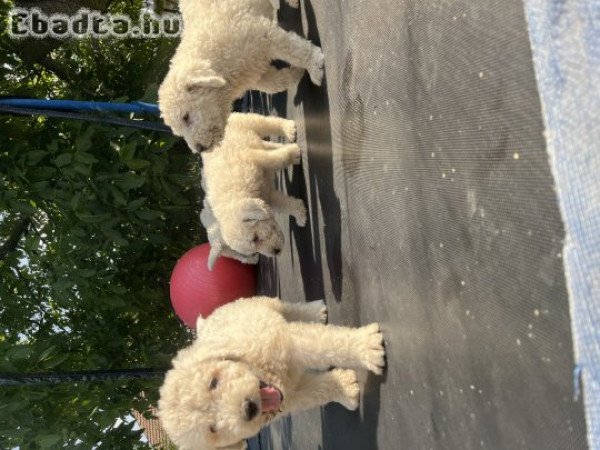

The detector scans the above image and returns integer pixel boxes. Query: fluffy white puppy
[201,113,306,261]
[158,0,325,152]
[200,198,259,270]
[158,297,386,450]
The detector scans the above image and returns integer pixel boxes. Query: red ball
[169,243,256,328]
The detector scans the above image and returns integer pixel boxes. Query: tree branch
[0,217,31,261]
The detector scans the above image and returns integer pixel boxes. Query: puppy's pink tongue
[260,386,282,412]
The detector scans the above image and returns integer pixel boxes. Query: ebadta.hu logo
[8,8,182,38]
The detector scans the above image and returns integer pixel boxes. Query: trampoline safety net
[255,1,598,449]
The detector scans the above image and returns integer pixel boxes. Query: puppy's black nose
[273,248,281,255]
[243,400,259,421]
[196,143,208,152]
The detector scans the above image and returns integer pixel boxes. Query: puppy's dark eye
[252,235,260,244]
[209,377,218,390]
[182,113,190,125]
[209,425,217,434]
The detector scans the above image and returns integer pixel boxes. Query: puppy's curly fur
[158,0,325,152]
[201,113,307,262]
[158,297,386,450]
[200,197,259,270]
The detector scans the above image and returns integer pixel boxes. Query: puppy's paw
[356,323,386,375]
[333,368,360,410]
[282,120,297,142]
[287,144,302,165]
[242,253,260,265]
[308,47,325,86]
[307,299,328,323]
[286,0,299,8]
[292,199,307,226]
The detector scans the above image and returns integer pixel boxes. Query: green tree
[0,0,201,447]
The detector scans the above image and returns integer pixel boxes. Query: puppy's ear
[200,205,212,228]
[185,68,226,91]
[219,440,247,450]
[238,199,271,224]
[208,241,222,271]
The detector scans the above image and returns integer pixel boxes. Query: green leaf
[43,353,69,369]
[120,142,137,161]
[142,82,159,102]
[54,153,73,167]
[0,428,26,440]
[104,228,128,246]
[101,296,126,307]
[70,192,81,210]
[74,152,99,165]
[38,345,57,362]
[158,136,179,152]
[89,405,99,419]
[79,269,96,278]
[7,345,34,360]
[74,163,91,176]
[76,212,111,223]
[135,210,162,221]
[46,140,59,153]
[125,158,151,170]
[25,391,48,401]
[116,173,146,190]
[26,150,48,165]
[32,181,50,192]
[71,226,86,237]
[52,279,72,292]
[29,166,57,181]
[126,197,147,211]
[0,402,26,414]
[37,434,61,449]
[96,412,117,429]
[75,127,94,152]
[111,186,127,206]
[8,199,36,215]
[109,284,127,295]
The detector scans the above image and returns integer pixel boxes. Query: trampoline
[250,0,599,449]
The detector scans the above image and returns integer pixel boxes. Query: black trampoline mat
[256,1,587,449]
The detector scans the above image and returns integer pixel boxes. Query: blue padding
[0,98,160,115]
[524,1,600,447]
[247,437,261,450]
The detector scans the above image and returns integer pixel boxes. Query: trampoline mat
[256,0,588,449]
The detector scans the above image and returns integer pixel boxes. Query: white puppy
[158,0,325,152]
[200,198,260,270]
[158,297,386,450]
[201,113,306,261]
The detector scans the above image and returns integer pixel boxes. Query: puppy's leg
[219,441,247,450]
[230,113,296,142]
[270,190,307,226]
[288,322,385,374]
[285,369,360,413]
[253,66,305,93]
[282,300,327,323]
[249,145,301,170]
[262,140,284,150]
[220,248,260,265]
[284,0,299,9]
[268,25,325,86]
